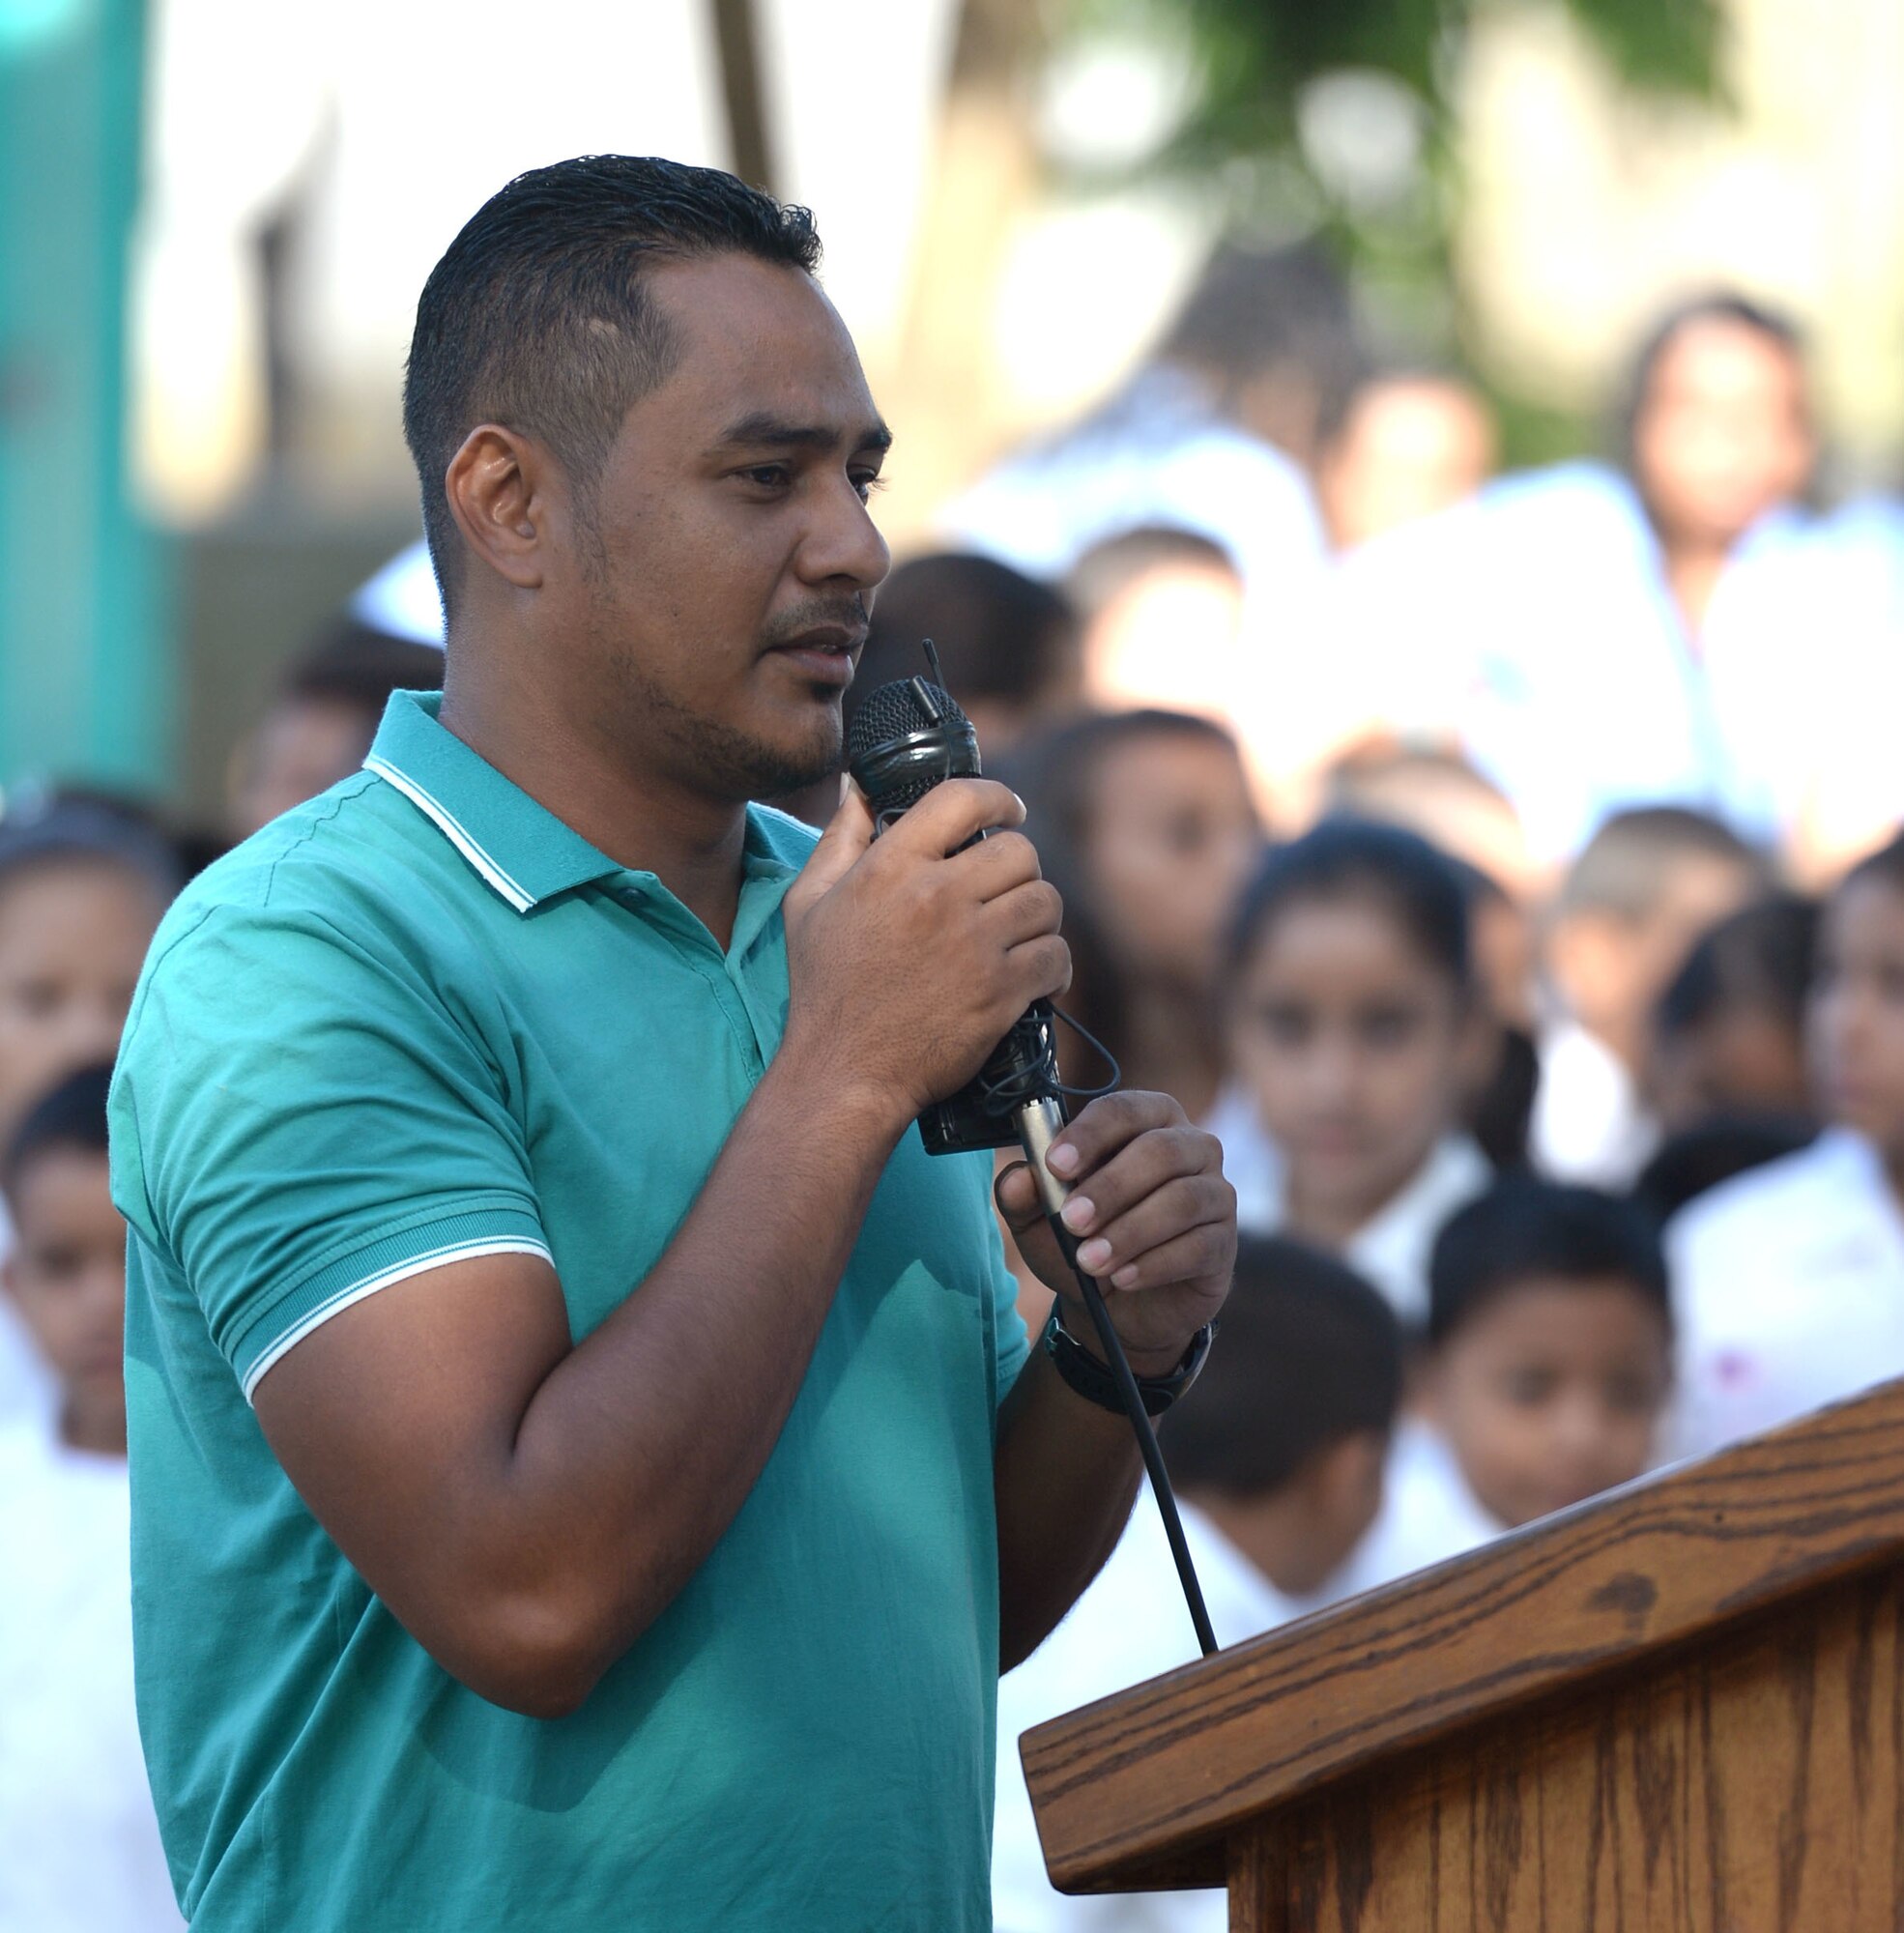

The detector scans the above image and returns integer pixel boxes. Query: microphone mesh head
[846,679,966,769]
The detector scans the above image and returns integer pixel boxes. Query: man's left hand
[995,1091,1235,1378]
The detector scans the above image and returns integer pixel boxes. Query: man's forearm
[496,1044,907,1697]
[993,1345,1146,1673]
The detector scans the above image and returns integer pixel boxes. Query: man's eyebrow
[712,413,893,456]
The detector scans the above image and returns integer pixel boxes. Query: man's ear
[442,424,557,594]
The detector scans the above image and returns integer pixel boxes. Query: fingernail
[1077,1238,1112,1272]
[1111,1264,1139,1289]
[1047,1142,1079,1175]
[1060,1195,1094,1232]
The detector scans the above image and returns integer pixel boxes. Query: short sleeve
[111,902,549,1401]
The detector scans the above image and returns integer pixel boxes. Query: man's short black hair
[3,1063,113,1200]
[403,155,822,620]
[1428,1176,1671,1349]
[1161,1235,1402,1498]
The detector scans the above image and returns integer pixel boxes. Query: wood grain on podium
[1021,1376,1904,1914]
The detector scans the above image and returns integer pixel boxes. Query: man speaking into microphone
[108,157,1234,1931]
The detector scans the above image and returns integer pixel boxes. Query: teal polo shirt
[109,691,1029,1932]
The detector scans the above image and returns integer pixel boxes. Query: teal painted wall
[0,0,167,798]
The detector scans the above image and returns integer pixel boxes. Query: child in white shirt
[1671,830,1904,1458]
[1535,807,1766,1187]
[992,1237,1402,1933]
[0,803,174,1427]
[0,1066,184,1933]
[1345,1176,1675,1590]
[1216,818,1492,1325]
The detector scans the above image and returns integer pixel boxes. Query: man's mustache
[763,596,871,649]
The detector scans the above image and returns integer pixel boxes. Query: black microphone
[845,649,1218,1658]
[845,669,1067,1166]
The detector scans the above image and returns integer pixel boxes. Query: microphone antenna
[921,636,946,688]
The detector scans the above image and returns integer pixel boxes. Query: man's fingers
[877,778,1024,857]
[1077,1223,1235,1298]
[1065,1174,1234,1284]
[949,827,1044,902]
[1042,1090,1189,1185]
[994,1160,1042,1233]
[789,782,877,907]
[1049,1126,1220,1233]
[982,880,1065,953]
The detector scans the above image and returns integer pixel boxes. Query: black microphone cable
[1017,1098,1219,1659]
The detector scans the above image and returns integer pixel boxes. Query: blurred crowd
[6,240,1904,1932]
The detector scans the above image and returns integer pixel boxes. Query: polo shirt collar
[363,690,623,913]
[364,692,807,924]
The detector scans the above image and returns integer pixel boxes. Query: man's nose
[797,479,890,591]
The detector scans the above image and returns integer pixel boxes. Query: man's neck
[440,651,750,948]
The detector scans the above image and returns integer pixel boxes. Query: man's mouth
[767,625,865,686]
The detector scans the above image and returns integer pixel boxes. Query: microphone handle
[1015,1100,1219,1658]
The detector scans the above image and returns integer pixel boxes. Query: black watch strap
[1041,1306,1216,1417]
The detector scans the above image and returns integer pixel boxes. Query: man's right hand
[779,779,1071,1131]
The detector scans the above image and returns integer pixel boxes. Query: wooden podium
[1022,1378,1904,1930]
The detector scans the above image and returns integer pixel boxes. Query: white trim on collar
[363,755,535,912]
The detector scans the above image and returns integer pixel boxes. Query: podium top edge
[1023,1375,1904,1891]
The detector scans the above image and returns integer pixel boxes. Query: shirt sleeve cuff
[232,1203,552,1402]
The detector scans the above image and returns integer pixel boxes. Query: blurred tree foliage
[1053,0,1723,453]
[1064,0,1721,218]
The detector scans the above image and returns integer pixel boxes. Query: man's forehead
[646,252,881,441]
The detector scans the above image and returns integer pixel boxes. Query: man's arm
[990,1093,1235,1672]
[253,779,1068,1718]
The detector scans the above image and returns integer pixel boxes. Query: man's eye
[851,472,886,504]
[741,465,791,488]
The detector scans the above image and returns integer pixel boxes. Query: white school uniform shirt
[1320,462,1835,863]
[939,367,1328,599]
[1530,1020,1659,1191]
[1205,1094,1492,1329]
[1667,1130,1904,1462]
[993,1499,1334,1933]
[1330,1417,1505,1599]
[0,1422,185,1932]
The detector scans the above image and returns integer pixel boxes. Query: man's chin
[728,715,843,803]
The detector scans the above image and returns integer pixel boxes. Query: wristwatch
[1041,1304,1216,1417]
